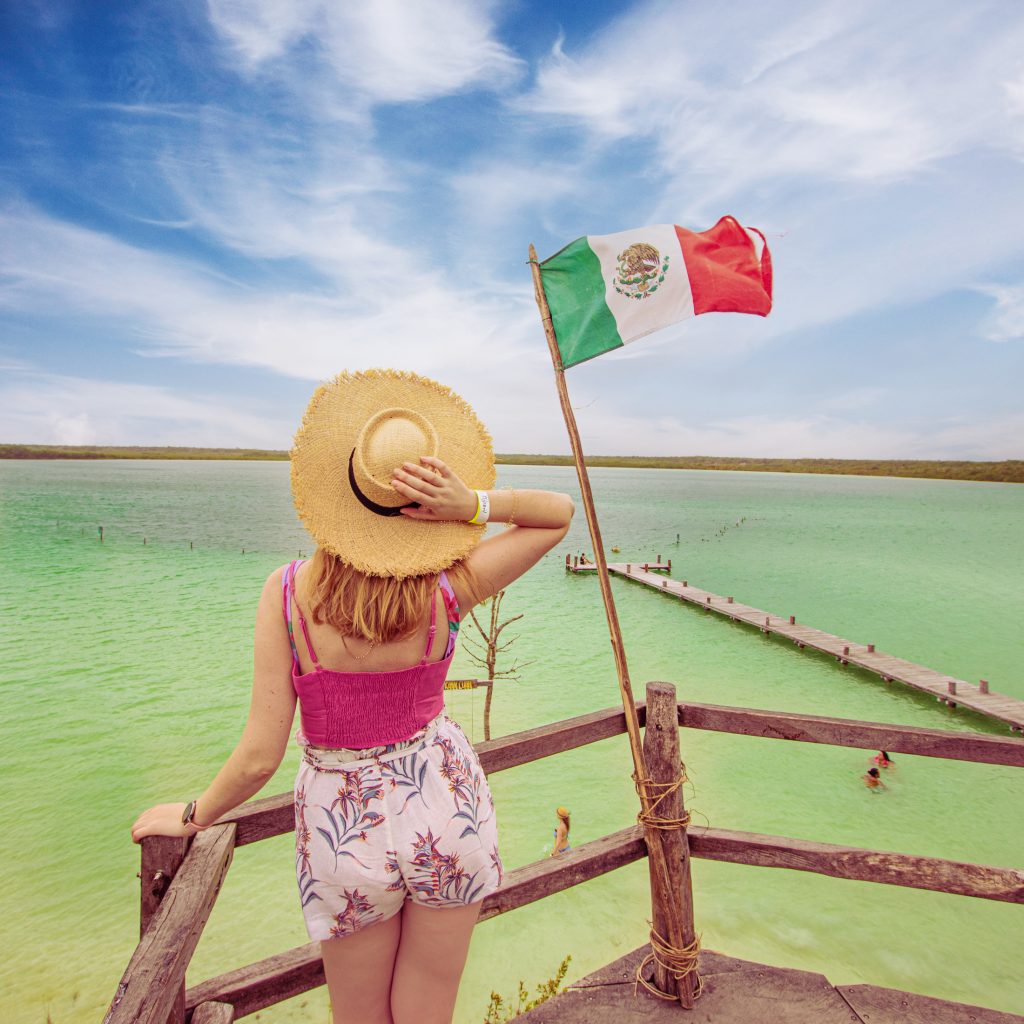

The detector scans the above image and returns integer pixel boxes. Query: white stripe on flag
[588,224,695,347]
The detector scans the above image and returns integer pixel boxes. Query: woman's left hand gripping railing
[103,824,238,1024]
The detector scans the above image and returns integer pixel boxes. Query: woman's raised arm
[391,456,575,610]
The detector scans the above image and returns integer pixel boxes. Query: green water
[1,461,1021,1021]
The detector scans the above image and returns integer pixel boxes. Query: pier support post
[642,682,698,1006]
[979,679,989,694]
[140,834,191,1023]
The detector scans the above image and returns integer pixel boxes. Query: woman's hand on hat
[392,456,477,522]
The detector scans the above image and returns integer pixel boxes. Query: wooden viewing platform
[514,945,1024,1023]
[567,557,1024,734]
[106,684,1024,1024]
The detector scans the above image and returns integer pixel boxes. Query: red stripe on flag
[675,216,773,317]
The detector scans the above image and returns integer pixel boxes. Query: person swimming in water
[550,806,572,855]
[873,750,894,769]
[864,767,887,792]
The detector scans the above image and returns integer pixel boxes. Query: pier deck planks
[512,945,1024,1023]
[579,563,1024,732]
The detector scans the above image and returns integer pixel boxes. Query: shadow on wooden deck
[513,946,1024,1023]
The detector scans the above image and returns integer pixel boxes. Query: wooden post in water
[529,244,692,1007]
[140,835,191,1023]
[643,682,697,1003]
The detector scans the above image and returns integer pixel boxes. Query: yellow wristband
[468,490,490,525]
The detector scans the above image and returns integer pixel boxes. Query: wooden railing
[104,687,1024,1024]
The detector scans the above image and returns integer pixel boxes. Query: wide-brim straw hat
[291,369,495,578]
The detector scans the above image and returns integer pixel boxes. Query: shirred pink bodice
[282,560,458,749]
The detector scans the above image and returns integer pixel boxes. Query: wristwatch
[182,800,201,830]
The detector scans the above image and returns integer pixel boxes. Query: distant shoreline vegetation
[1,444,1021,483]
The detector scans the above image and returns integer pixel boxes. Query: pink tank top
[281,560,459,748]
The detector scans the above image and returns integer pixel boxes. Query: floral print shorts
[294,713,503,942]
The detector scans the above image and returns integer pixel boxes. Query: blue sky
[2,1,1023,458]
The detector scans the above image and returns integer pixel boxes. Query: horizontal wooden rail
[184,817,1023,1019]
[676,700,1024,767]
[185,825,647,1019]
[220,699,1022,847]
[104,824,237,1024]
[221,704,644,846]
[690,827,1024,903]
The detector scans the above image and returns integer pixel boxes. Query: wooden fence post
[140,835,191,1023]
[643,682,698,1005]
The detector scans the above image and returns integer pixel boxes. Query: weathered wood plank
[189,1002,235,1024]
[185,827,647,1017]
[140,836,192,1024]
[105,825,236,1024]
[220,706,642,846]
[140,836,191,938]
[676,701,1024,767]
[475,703,643,775]
[185,943,324,1021]
[479,825,646,920]
[690,827,1024,903]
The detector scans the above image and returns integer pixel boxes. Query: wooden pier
[568,558,1024,734]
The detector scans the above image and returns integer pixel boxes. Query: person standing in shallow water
[130,370,575,1024]
[551,806,572,855]
[864,767,887,792]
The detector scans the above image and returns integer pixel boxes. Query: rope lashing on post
[631,761,703,1000]
[635,927,704,1000]
[631,762,691,831]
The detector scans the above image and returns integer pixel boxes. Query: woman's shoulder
[261,562,300,599]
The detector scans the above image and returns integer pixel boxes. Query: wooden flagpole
[528,244,696,1007]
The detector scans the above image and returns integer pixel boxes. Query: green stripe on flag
[540,237,622,369]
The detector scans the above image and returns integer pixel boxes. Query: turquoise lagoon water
[0,460,1021,1022]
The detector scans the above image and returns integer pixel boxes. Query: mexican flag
[539,216,772,369]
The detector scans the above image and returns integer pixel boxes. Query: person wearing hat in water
[551,806,572,855]
[131,369,575,1024]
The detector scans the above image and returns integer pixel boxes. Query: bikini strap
[438,570,460,659]
[288,560,322,671]
[420,582,440,664]
[281,560,302,673]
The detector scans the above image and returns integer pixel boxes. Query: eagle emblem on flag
[613,242,670,300]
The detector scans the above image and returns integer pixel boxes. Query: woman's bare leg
[390,902,482,1024]
[321,912,403,1024]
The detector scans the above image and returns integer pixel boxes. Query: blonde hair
[302,548,482,643]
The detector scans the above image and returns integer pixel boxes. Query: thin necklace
[342,634,376,662]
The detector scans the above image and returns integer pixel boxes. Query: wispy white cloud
[520,1,1024,190]
[0,204,535,385]
[0,366,292,447]
[975,283,1024,342]
[207,0,523,107]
